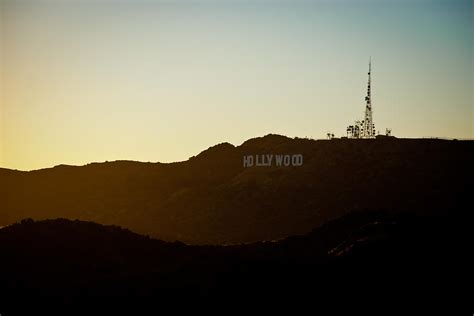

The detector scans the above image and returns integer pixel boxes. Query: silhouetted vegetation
[0,209,461,308]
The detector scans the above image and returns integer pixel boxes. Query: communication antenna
[361,57,376,138]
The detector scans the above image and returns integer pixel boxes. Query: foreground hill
[0,209,462,307]
[1,135,472,244]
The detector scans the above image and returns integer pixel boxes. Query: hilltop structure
[347,59,376,139]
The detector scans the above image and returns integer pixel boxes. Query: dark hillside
[0,208,462,308]
[1,135,471,244]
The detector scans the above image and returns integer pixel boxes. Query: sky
[0,0,472,171]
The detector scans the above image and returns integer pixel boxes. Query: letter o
[292,154,303,166]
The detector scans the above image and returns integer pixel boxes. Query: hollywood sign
[243,154,303,167]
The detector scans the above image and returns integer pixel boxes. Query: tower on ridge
[346,58,376,139]
[360,57,376,138]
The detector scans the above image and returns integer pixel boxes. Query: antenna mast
[361,57,376,138]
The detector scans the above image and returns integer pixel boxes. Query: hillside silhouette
[0,209,462,308]
[1,135,472,244]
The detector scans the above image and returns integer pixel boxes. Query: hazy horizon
[1,0,473,171]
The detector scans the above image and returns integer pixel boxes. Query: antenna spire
[346,58,377,139]
[361,58,375,138]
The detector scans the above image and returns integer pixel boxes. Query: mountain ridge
[0,133,468,173]
[1,134,472,244]
[0,209,461,306]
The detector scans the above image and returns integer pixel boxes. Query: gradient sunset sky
[1,0,472,170]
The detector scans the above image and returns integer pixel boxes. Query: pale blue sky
[1,0,473,170]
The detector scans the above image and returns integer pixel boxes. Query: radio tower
[361,57,376,138]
